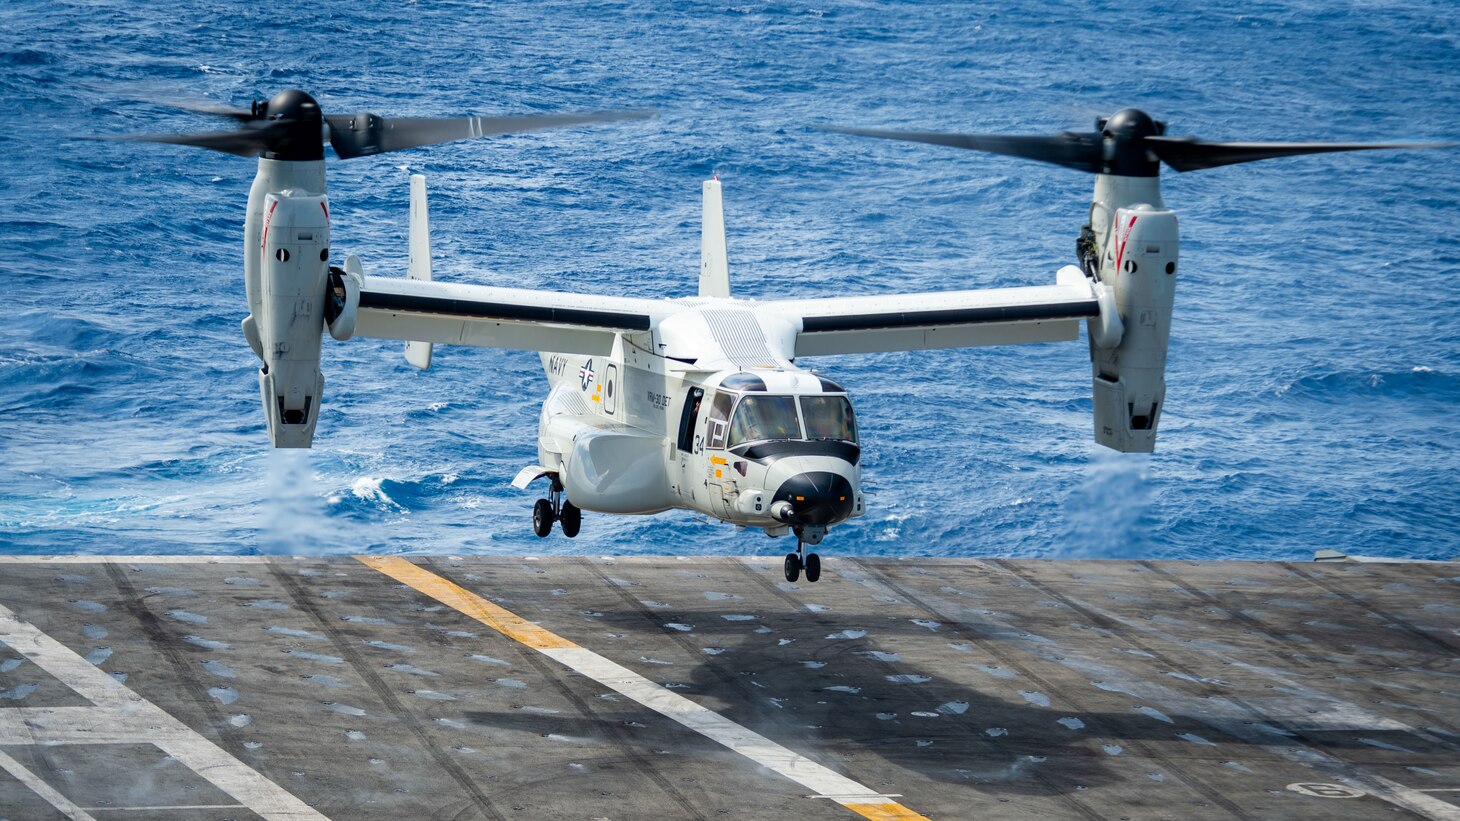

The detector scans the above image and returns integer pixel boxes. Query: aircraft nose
[772,471,855,526]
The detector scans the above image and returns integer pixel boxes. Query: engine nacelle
[325,255,363,341]
[1091,205,1178,453]
[257,191,331,448]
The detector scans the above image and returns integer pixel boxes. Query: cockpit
[727,394,857,447]
[678,371,859,462]
[671,371,862,540]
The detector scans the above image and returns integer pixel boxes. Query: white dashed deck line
[0,602,328,821]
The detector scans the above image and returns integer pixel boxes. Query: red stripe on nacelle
[261,200,279,252]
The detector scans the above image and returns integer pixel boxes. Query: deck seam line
[847,558,1241,821]
[101,562,246,756]
[1283,563,1460,656]
[990,561,1460,821]
[265,560,507,821]
[421,558,710,820]
[358,555,933,821]
[1135,560,1460,743]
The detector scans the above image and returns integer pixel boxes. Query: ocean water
[1,0,1457,559]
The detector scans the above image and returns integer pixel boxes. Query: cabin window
[707,391,734,449]
[727,395,802,447]
[800,395,858,443]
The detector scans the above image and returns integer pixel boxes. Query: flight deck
[0,555,1456,820]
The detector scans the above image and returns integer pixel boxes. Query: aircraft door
[704,391,736,517]
[677,388,703,454]
[675,388,703,503]
[605,364,618,416]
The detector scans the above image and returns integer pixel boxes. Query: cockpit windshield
[724,393,859,448]
[727,395,801,447]
[800,395,857,442]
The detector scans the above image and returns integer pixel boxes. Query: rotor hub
[258,89,325,162]
[1099,108,1163,177]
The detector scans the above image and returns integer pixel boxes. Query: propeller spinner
[100,89,653,161]
[823,108,1454,176]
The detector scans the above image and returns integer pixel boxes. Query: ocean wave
[1274,366,1457,403]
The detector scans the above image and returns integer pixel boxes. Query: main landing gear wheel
[532,477,581,538]
[532,499,553,538]
[560,501,581,538]
[783,552,801,583]
[804,552,821,583]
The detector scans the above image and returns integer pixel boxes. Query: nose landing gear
[532,477,581,538]
[783,532,822,583]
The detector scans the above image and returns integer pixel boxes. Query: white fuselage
[532,301,865,539]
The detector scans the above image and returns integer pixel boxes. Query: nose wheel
[532,478,580,538]
[783,541,821,583]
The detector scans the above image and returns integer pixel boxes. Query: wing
[769,266,1100,356]
[352,275,671,356]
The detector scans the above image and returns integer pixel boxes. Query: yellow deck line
[845,802,935,821]
[356,556,932,821]
[358,556,577,650]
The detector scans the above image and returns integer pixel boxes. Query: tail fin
[404,173,434,370]
[699,178,729,298]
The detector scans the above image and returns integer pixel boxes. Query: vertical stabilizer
[405,173,434,370]
[699,178,729,298]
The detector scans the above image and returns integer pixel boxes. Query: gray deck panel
[0,557,1454,820]
[0,765,69,821]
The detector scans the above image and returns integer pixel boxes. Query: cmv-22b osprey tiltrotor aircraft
[109,91,1450,582]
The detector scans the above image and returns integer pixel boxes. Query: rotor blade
[820,126,1105,173]
[325,109,655,159]
[143,97,256,122]
[1147,136,1458,172]
[84,120,297,157]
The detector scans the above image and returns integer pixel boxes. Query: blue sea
[1,0,1457,559]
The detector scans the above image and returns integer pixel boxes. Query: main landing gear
[532,478,580,538]
[783,541,821,584]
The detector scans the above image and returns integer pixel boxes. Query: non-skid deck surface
[0,555,1456,820]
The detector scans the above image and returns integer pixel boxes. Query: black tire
[560,501,582,538]
[532,499,554,538]
[783,552,801,583]
[804,552,821,583]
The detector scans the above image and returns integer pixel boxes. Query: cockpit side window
[728,395,802,447]
[706,391,734,449]
[800,395,858,443]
